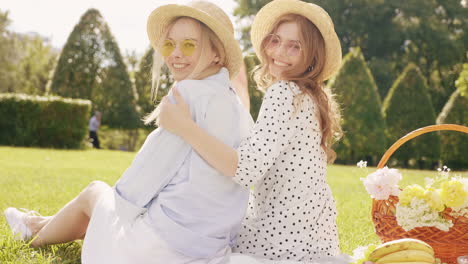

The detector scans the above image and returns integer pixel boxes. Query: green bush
[0,93,91,148]
[383,64,440,168]
[98,126,151,151]
[47,9,139,129]
[244,54,264,121]
[436,89,468,169]
[327,47,386,165]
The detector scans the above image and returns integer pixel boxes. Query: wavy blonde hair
[254,14,342,163]
[144,17,226,125]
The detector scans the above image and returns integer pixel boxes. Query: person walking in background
[89,111,101,149]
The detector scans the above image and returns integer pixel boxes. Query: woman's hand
[158,87,192,137]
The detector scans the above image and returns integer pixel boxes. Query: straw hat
[147,1,242,79]
[251,0,342,81]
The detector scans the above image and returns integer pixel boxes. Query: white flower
[425,177,434,188]
[357,160,368,168]
[396,198,453,232]
[437,165,451,177]
[361,167,402,200]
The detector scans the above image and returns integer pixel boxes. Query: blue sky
[2,0,238,55]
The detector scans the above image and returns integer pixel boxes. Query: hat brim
[147,4,242,79]
[251,0,342,81]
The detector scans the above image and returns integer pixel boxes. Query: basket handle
[377,124,468,169]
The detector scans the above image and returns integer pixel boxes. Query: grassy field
[0,146,464,263]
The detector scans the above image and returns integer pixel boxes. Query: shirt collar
[203,67,231,88]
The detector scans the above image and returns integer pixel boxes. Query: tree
[455,60,468,97]
[0,10,57,95]
[436,67,468,169]
[48,8,138,129]
[327,47,386,165]
[0,10,20,93]
[16,34,58,95]
[233,0,468,113]
[383,64,440,168]
[134,47,173,123]
[243,54,264,120]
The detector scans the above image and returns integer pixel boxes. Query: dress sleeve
[233,81,300,188]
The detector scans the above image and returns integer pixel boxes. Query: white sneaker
[4,207,38,240]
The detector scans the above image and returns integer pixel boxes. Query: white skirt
[81,188,231,264]
[81,188,351,264]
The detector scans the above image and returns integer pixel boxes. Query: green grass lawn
[0,146,465,263]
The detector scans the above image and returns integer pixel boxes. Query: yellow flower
[424,188,445,212]
[399,184,425,206]
[440,180,467,208]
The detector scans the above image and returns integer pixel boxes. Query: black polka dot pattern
[232,81,340,261]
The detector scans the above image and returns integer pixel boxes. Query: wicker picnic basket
[372,124,468,264]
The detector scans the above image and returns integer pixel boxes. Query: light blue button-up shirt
[115,68,253,258]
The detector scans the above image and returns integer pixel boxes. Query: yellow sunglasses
[160,39,198,57]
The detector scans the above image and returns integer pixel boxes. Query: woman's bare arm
[158,88,238,177]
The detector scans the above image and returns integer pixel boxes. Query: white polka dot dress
[232,81,340,262]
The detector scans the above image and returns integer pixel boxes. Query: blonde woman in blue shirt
[4,1,253,263]
[159,0,347,263]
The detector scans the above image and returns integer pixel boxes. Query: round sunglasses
[160,39,198,57]
[264,34,302,57]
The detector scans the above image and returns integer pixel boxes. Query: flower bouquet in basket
[361,165,468,232]
[356,124,468,264]
[358,160,468,264]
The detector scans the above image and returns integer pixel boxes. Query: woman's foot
[4,207,43,241]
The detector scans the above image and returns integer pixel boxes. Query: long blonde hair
[144,17,226,125]
[254,14,342,163]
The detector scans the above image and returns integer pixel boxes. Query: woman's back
[116,68,254,258]
[231,81,339,261]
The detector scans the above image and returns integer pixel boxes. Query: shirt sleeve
[187,92,239,180]
[114,84,194,208]
[199,93,239,148]
[233,81,299,188]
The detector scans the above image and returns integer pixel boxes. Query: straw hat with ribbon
[251,0,342,81]
[147,1,242,79]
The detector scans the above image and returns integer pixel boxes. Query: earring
[307,65,313,72]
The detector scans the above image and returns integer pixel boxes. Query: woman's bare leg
[28,181,111,247]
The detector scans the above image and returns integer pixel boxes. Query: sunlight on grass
[0,147,465,263]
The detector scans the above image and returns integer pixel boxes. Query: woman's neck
[194,65,222,80]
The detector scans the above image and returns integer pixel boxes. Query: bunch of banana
[368,238,435,264]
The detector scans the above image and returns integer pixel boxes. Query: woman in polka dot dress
[159,0,346,262]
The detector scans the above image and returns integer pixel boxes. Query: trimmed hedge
[382,64,440,168]
[436,89,468,169]
[328,47,386,165]
[0,93,91,149]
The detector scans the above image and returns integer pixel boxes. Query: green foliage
[133,47,173,121]
[455,62,468,97]
[328,48,386,165]
[15,35,57,95]
[0,10,18,94]
[233,0,468,112]
[243,54,264,120]
[98,126,151,151]
[0,93,91,149]
[47,9,138,129]
[436,89,468,169]
[383,64,440,168]
[0,10,56,95]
